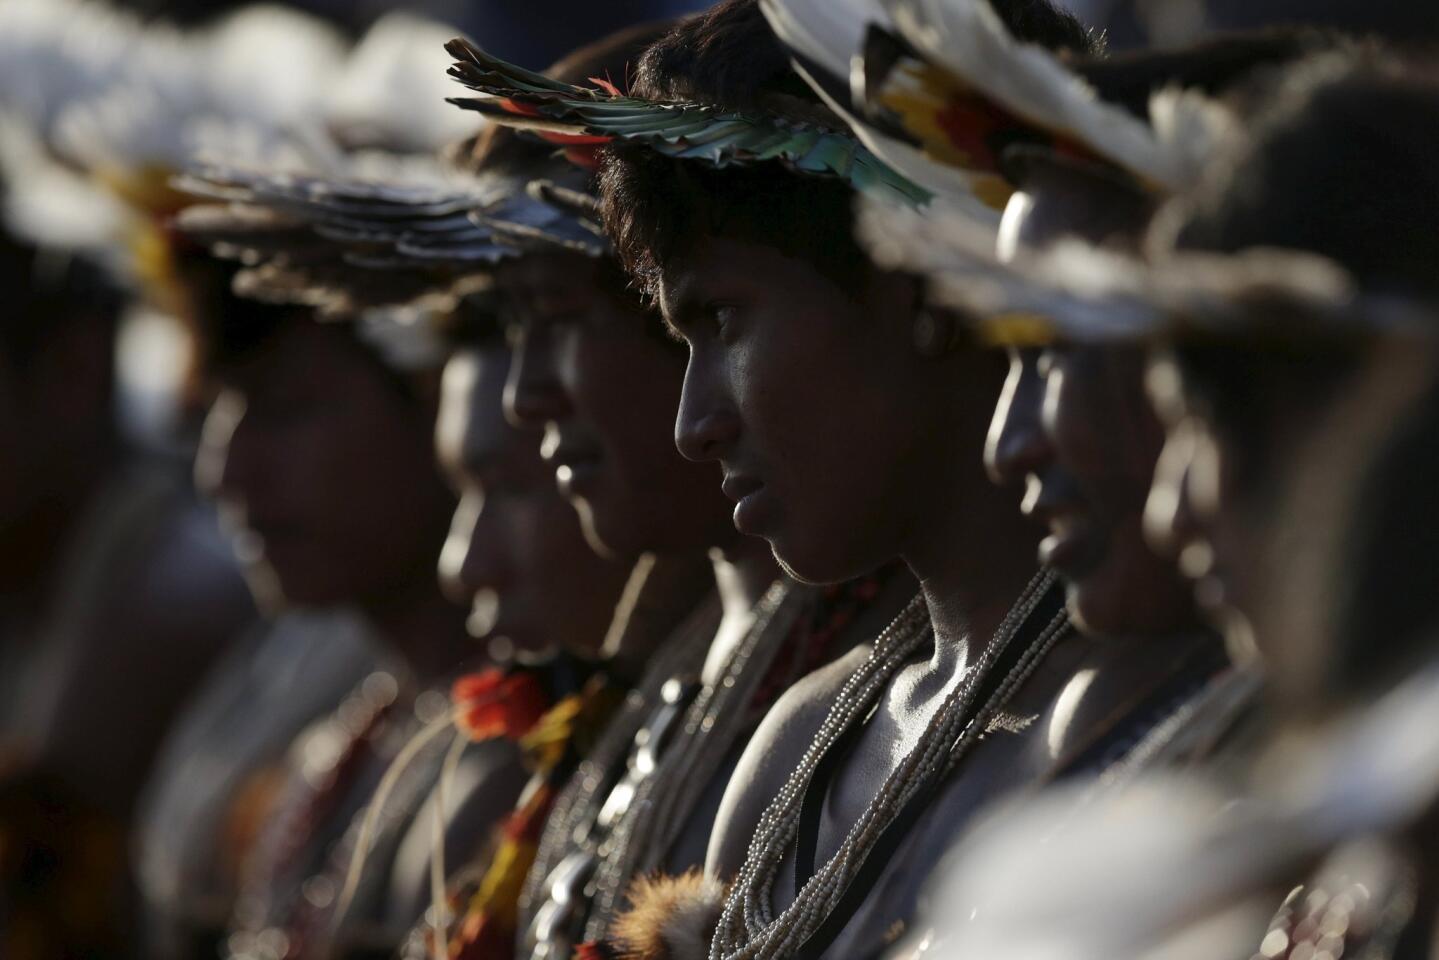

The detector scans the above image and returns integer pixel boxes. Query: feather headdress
[443,37,930,206]
[49,4,347,192]
[0,110,128,265]
[173,159,607,316]
[761,0,1233,203]
[754,0,1008,218]
[324,12,479,154]
[759,0,1251,345]
[0,0,187,140]
[858,192,1433,345]
[176,166,504,314]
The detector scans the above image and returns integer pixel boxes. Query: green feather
[446,38,930,206]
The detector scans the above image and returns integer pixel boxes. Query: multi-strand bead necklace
[711,570,1070,960]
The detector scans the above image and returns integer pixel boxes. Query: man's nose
[505,324,569,429]
[438,492,481,603]
[438,491,509,603]
[674,363,740,462]
[985,354,1052,489]
[1144,425,1204,566]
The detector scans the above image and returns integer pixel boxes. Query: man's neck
[713,538,780,621]
[702,539,781,686]
[905,474,1040,661]
[601,551,718,684]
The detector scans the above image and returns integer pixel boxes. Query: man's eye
[711,303,740,336]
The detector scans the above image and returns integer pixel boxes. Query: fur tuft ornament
[602,871,729,960]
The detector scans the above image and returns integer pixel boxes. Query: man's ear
[865,268,952,357]
[912,304,984,359]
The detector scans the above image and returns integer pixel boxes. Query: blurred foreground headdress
[865,53,1439,347]
[755,0,1219,216]
[0,0,356,321]
[755,0,1386,346]
[173,21,676,323]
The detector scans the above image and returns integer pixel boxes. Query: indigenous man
[110,13,521,957]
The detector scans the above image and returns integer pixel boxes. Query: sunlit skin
[1142,344,1427,686]
[201,323,532,930]
[988,344,1199,636]
[434,345,631,661]
[496,250,793,899]
[498,251,737,560]
[984,164,1198,638]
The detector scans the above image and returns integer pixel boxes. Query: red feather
[589,75,622,97]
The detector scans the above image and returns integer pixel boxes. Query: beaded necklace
[582,580,807,941]
[610,565,901,917]
[397,672,624,960]
[711,570,1071,960]
[518,595,724,957]
[226,672,416,960]
[1252,845,1420,960]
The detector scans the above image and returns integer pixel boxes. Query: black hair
[602,0,1097,299]
[999,27,1351,237]
[178,252,303,377]
[1166,56,1439,473]
[1172,55,1439,297]
[1074,27,1348,120]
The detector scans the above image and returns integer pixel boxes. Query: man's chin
[771,537,860,588]
[573,498,631,561]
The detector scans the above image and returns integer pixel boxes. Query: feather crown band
[442,37,931,207]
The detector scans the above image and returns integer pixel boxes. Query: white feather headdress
[47,3,346,187]
[759,0,1005,219]
[325,13,479,155]
[0,0,180,138]
[0,110,128,261]
[858,190,1432,345]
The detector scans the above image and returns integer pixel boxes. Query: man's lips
[1035,505,1104,579]
[722,473,776,535]
[721,473,763,502]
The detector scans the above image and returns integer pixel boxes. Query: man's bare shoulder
[705,643,871,880]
